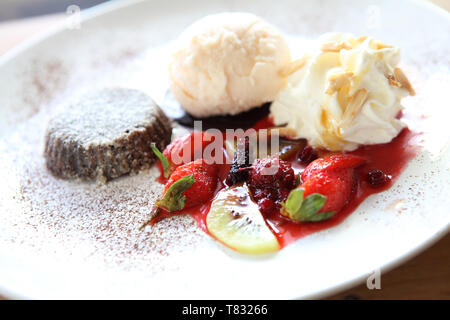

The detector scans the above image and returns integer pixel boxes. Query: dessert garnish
[160,131,217,177]
[294,154,365,214]
[247,157,297,216]
[44,88,172,182]
[144,108,417,255]
[366,169,391,188]
[297,145,318,164]
[151,143,171,179]
[206,184,280,254]
[226,137,252,186]
[158,159,219,210]
[155,175,196,212]
[142,149,221,227]
[271,33,415,151]
[280,188,333,223]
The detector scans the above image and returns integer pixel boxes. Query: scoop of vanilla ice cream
[271,33,414,151]
[169,12,291,118]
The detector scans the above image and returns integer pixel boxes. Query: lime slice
[206,184,280,254]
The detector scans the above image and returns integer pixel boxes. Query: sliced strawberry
[301,169,353,213]
[300,154,365,213]
[162,132,217,175]
[159,159,219,211]
[301,154,365,182]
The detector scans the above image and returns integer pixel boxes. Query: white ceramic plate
[0,0,449,299]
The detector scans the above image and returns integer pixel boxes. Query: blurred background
[0,0,108,22]
[0,0,448,22]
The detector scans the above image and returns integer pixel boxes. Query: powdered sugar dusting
[0,106,210,273]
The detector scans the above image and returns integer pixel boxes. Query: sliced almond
[356,35,369,43]
[374,41,393,50]
[278,56,309,77]
[320,108,334,138]
[325,71,354,94]
[321,108,341,137]
[348,36,368,48]
[340,88,368,128]
[321,41,352,52]
[320,108,344,150]
[337,83,351,110]
[394,67,415,96]
[387,74,402,87]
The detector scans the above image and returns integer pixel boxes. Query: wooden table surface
[0,1,448,300]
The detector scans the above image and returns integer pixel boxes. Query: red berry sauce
[267,127,419,248]
[155,116,420,250]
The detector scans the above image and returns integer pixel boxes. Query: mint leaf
[281,189,335,223]
[155,175,195,212]
[281,188,304,221]
[298,193,326,221]
[151,143,170,179]
[304,211,336,222]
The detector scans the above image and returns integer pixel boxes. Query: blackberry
[297,145,318,164]
[247,157,297,215]
[367,169,390,187]
[257,198,276,216]
[248,157,296,190]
